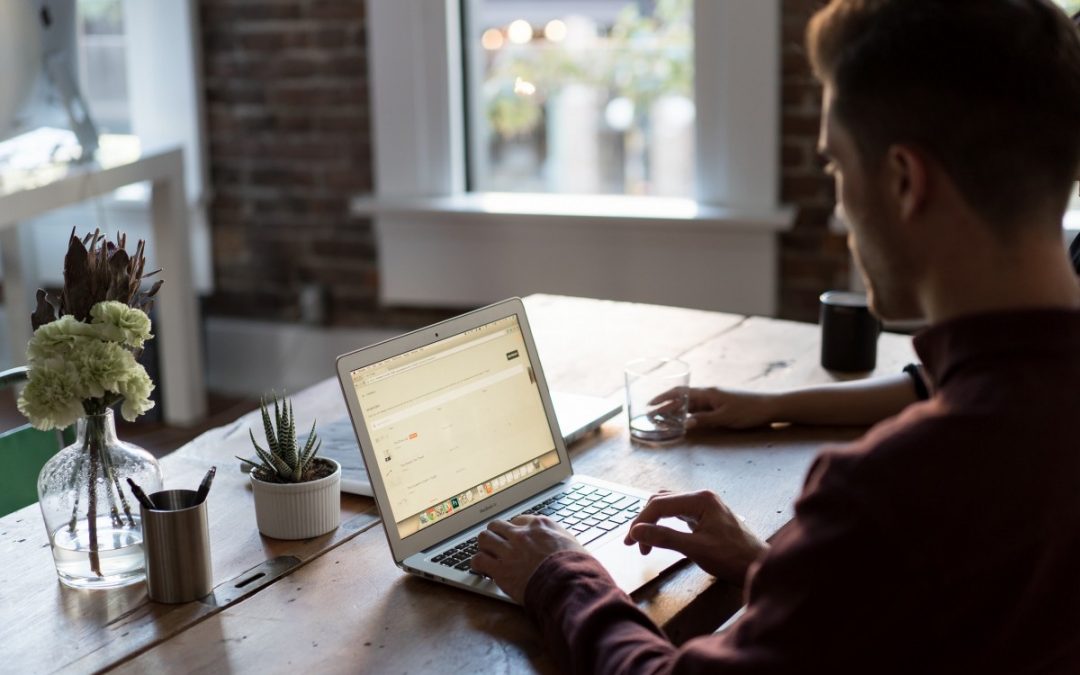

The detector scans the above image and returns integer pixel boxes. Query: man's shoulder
[805,400,988,506]
[821,400,961,469]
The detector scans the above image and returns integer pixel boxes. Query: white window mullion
[367,0,465,197]
[693,0,780,210]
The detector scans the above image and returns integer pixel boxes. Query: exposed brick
[793,205,836,230]
[781,111,822,137]
[782,175,833,203]
[199,0,844,324]
[775,0,851,319]
[781,141,807,168]
[198,0,376,325]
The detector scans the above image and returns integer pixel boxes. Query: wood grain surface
[0,379,379,674]
[0,295,916,674]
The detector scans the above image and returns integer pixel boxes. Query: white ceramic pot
[250,458,341,540]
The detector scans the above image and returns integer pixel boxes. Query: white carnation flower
[90,301,153,349]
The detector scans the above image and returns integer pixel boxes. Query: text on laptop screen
[350,315,561,539]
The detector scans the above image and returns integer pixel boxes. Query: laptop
[241,392,619,497]
[335,297,686,602]
[553,391,621,446]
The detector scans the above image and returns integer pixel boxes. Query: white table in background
[0,142,206,426]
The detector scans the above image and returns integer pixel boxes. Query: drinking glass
[624,357,690,442]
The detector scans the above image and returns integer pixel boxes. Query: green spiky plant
[238,394,325,483]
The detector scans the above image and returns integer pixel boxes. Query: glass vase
[37,410,162,589]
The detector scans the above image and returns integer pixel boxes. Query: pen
[196,466,217,504]
[126,477,156,510]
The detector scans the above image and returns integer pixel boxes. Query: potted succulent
[238,394,340,540]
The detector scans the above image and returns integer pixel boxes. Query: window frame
[366,0,783,209]
[361,0,792,315]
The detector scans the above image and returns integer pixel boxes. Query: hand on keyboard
[623,489,767,585]
[472,514,585,604]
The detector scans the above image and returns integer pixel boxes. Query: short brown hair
[808,0,1080,232]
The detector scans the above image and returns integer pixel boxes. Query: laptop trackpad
[591,526,689,595]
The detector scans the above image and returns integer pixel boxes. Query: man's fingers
[487,519,519,537]
[509,514,541,526]
[687,410,732,429]
[628,522,696,555]
[477,528,512,558]
[648,386,686,406]
[632,491,710,530]
[651,399,683,416]
[470,551,498,577]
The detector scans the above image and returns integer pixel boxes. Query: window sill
[351,192,791,315]
[349,192,795,233]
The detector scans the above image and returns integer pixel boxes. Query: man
[473,1,1080,672]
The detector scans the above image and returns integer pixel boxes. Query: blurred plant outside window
[77,0,131,134]
[466,0,694,197]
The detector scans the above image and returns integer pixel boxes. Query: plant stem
[67,469,83,533]
[85,421,103,577]
[99,435,135,527]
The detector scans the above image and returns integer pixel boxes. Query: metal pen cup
[140,489,213,604]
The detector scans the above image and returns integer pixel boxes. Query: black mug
[819,291,881,373]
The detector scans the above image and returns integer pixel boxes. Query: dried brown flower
[32,228,163,332]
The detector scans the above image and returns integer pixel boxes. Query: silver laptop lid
[335,298,573,563]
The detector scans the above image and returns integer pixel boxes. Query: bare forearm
[767,374,918,426]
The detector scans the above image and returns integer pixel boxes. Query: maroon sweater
[525,309,1080,674]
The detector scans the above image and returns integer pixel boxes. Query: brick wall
[198,0,843,325]
[779,0,848,322]
[198,0,451,327]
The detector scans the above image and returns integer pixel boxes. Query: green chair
[0,367,76,517]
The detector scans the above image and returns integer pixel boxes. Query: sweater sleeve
[523,451,899,674]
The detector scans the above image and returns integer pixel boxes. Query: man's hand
[624,490,767,585]
[472,515,587,603]
[650,387,779,431]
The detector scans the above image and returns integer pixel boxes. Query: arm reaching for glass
[652,370,926,431]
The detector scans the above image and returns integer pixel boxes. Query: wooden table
[0,295,916,673]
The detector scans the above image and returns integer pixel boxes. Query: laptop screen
[349,315,562,540]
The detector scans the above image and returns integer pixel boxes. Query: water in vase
[50,515,145,589]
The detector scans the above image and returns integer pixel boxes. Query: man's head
[807,0,1080,320]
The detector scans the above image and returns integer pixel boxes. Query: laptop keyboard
[429,483,643,574]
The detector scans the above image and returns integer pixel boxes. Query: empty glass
[624,357,690,442]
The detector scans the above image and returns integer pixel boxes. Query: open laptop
[241,392,619,497]
[553,391,621,446]
[335,298,685,602]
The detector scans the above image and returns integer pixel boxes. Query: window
[464,0,694,197]
[1062,1,1080,212]
[76,0,131,134]
[362,1,789,315]
[1056,0,1080,16]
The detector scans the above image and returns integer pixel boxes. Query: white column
[0,222,38,364]
[149,150,206,426]
[694,0,780,209]
[122,0,213,294]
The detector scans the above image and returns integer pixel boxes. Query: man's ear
[884,145,928,222]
